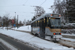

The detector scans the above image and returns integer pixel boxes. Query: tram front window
[50,18,61,28]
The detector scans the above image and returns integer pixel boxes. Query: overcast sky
[0,0,54,21]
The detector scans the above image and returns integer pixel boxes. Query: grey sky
[0,0,54,21]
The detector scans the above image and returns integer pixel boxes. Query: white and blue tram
[31,13,62,41]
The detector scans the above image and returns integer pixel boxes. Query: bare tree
[66,0,75,23]
[2,16,9,27]
[51,0,67,24]
[23,19,26,25]
[19,21,22,24]
[32,6,45,21]
[34,6,45,17]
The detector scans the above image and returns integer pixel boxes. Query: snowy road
[0,34,35,50]
[0,42,9,50]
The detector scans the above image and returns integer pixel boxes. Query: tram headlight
[53,33,56,35]
[60,33,61,35]
[59,15,61,17]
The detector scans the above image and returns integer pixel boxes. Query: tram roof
[31,13,60,23]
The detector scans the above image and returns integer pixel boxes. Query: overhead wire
[25,0,29,3]
[0,0,29,7]
[40,0,47,6]
[23,0,29,5]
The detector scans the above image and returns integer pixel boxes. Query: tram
[31,13,62,41]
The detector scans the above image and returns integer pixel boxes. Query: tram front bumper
[53,35,62,40]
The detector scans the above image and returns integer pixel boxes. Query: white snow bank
[0,29,74,50]
[61,38,75,42]
[62,23,75,27]
[12,25,31,32]
[62,33,75,36]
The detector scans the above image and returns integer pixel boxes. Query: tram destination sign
[52,14,59,17]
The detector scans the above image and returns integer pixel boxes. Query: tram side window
[38,20,40,26]
[40,19,42,26]
[36,21,37,27]
[35,21,37,27]
[35,22,36,27]
[37,20,40,27]
[32,23,33,27]
[31,23,33,27]
[37,21,39,27]
[33,23,34,27]
[37,21,38,27]
[47,17,49,26]
[33,22,35,27]
[36,21,38,27]
[38,21,39,26]
[34,22,36,27]
[46,17,51,27]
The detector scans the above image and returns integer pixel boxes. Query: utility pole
[32,6,45,18]
[14,12,16,24]
[17,15,18,29]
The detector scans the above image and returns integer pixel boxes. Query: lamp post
[14,12,17,28]
[17,15,18,29]
[15,12,16,17]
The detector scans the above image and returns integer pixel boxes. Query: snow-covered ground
[61,38,75,42]
[60,33,75,48]
[12,25,31,32]
[61,33,75,42]
[60,38,75,49]
[62,33,75,36]
[0,27,74,50]
[61,29,75,34]
[63,23,75,27]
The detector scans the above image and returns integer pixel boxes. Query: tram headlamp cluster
[60,33,61,35]
[59,15,61,17]
[53,33,61,35]
[53,33,56,35]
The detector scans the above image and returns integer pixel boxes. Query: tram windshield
[50,18,61,28]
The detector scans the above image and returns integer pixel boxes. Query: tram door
[39,18,45,39]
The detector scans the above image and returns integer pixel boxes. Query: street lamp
[17,15,18,29]
[15,12,16,17]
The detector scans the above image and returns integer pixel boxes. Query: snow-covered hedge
[61,29,75,34]
[61,23,75,29]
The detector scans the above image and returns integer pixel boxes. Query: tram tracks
[59,39,75,49]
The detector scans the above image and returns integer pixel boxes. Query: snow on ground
[61,33,75,42]
[61,37,75,42]
[12,25,31,32]
[0,28,74,50]
[62,29,75,32]
[62,33,75,36]
[61,29,75,34]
